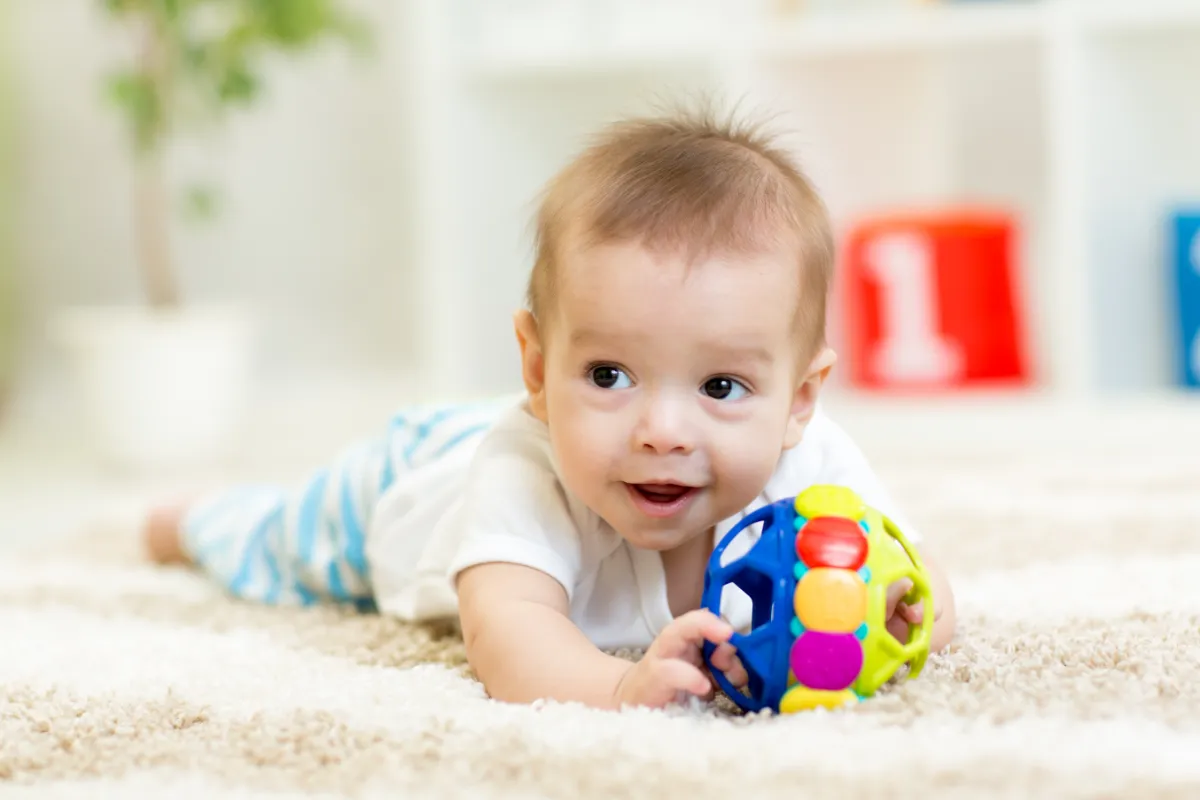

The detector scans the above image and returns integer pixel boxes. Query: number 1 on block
[864,232,964,385]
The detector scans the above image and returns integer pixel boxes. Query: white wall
[12,1,1200,414]
[10,0,420,391]
[420,26,1055,397]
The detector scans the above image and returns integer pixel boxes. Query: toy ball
[701,485,933,714]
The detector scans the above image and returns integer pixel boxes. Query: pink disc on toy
[789,632,863,691]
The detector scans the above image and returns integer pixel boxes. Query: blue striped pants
[180,400,503,610]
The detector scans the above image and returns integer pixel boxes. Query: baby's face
[534,239,817,553]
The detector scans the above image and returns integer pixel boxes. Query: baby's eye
[589,365,632,390]
[702,376,749,401]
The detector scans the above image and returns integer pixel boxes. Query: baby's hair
[526,103,834,362]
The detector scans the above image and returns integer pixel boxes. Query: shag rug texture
[3,400,1200,799]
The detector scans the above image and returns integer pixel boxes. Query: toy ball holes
[705,504,796,708]
[708,512,783,706]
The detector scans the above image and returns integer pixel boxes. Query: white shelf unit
[393,0,1200,399]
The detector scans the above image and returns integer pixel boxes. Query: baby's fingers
[886,579,914,615]
[710,642,736,672]
[660,610,734,655]
[653,658,714,701]
[899,601,924,624]
[711,644,749,689]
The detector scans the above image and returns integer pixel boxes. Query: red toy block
[841,209,1029,390]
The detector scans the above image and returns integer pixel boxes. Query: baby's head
[514,107,836,552]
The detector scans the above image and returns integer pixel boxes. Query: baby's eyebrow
[705,343,773,368]
[567,328,774,368]
[568,327,610,349]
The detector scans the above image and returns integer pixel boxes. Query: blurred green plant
[100,0,370,307]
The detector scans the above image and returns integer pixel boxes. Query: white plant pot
[54,304,254,471]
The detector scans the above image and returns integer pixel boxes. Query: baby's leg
[145,398,508,608]
[144,439,391,609]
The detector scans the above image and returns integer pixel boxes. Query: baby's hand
[885,578,942,642]
[614,610,735,709]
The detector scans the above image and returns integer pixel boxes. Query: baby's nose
[634,397,696,455]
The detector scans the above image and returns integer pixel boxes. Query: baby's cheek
[712,434,780,506]
[569,409,616,453]
[553,413,614,484]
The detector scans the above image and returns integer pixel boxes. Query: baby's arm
[458,562,629,707]
[457,562,733,709]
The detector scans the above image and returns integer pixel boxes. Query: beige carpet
[3,398,1200,799]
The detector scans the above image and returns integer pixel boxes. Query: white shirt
[365,398,919,651]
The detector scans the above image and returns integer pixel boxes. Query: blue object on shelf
[1171,212,1200,389]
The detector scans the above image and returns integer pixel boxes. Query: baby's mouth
[625,483,699,517]
[633,483,692,502]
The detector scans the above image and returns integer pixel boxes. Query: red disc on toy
[796,516,868,570]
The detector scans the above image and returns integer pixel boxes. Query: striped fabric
[180,401,506,609]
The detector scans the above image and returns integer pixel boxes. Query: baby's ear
[783,346,837,449]
[514,310,549,422]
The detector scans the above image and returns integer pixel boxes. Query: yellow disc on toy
[794,568,867,632]
[779,686,858,714]
[794,485,866,522]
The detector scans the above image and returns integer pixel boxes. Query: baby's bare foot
[143,503,192,565]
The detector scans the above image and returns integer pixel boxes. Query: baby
[146,108,956,710]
